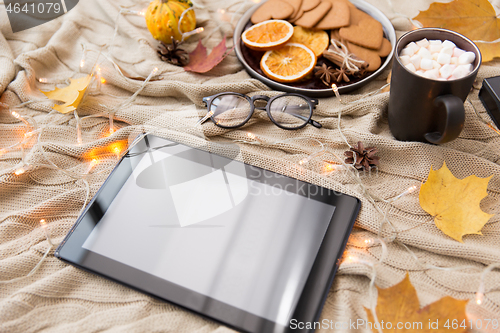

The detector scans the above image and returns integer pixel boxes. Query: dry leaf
[413,0,500,62]
[184,38,234,73]
[41,75,92,114]
[419,161,494,242]
[365,273,468,332]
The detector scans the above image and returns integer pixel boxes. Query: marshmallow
[420,58,433,70]
[429,43,443,53]
[407,42,420,54]
[410,54,422,69]
[416,38,430,48]
[439,64,456,79]
[442,40,456,49]
[400,55,411,66]
[462,64,473,72]
[418,47,433,60]
[458,51,476,65]
[424,69,440,80]
[437,52,451,65]
[453,48,465,58]
[405,63,417,72]
[440,47,454,56]
[400,48,413,57]
[452,65,471,79]
[399,40,474,80]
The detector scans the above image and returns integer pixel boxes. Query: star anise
[157,37,189,66]
[332,67,350,83]
[314,63,335,86]
[344,141,380,171]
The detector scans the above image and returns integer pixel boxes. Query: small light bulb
[85,159,99,174]
[331,83,342,102]
[247,132,257,140]
[100,77,106,84]
[38,78,48,83]
[15,167,26,175]
[80,59,85,68]
[475,292,484,305]
[11,111,20,119]
[298,158,309,165]
[40,219,47,228]
[407,185,418,193]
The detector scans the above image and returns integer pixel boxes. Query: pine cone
[157,37,189,66]
[344,141,380,170]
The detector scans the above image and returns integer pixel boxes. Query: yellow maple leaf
[41,75,92,114]
[365,273,468,332]
[419,161,493,242]
[413,0,500,62]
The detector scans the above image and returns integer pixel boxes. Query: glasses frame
[202,92,322,130]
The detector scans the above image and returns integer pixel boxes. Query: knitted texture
[1,0,500,332]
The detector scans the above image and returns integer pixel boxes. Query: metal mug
[388,28,481,144]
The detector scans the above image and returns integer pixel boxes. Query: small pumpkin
[145,0,196,44]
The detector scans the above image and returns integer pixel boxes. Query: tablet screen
[81,137,335,326]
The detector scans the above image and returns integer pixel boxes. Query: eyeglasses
[200,92,322,130]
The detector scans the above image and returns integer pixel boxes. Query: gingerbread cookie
[251,0,294,24]
[289,9,304,22]
[282,0,303,18]
[376,38,392,57]
[339,18,383,49]
[347,42,381,71]
[315,0,350,30]
[290,0,320,21]
[294,0,332,28]
[348,5,373,26]
[301,0,321,11]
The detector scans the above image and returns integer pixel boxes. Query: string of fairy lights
[1,0,499,327]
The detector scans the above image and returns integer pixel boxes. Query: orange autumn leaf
[419,162,494,242]
[413,0,500,62]
[365,273,468,332]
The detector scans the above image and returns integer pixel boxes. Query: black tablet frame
[55,135,360,333]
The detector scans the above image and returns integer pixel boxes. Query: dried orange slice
[242,20,294,51]
[289,26,329,57]
[260,43,316,83]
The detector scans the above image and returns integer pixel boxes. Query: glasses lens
[269,95,311,129]
[210,94,251,127]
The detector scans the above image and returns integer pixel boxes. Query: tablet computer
[56,135,360,333]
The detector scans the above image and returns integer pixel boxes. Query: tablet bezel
[56,135,360,333]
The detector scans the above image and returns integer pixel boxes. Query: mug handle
[424,95,465,144]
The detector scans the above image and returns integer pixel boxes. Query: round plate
[233,0,396,97]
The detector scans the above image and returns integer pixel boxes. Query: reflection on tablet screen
[82,139,335,326]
